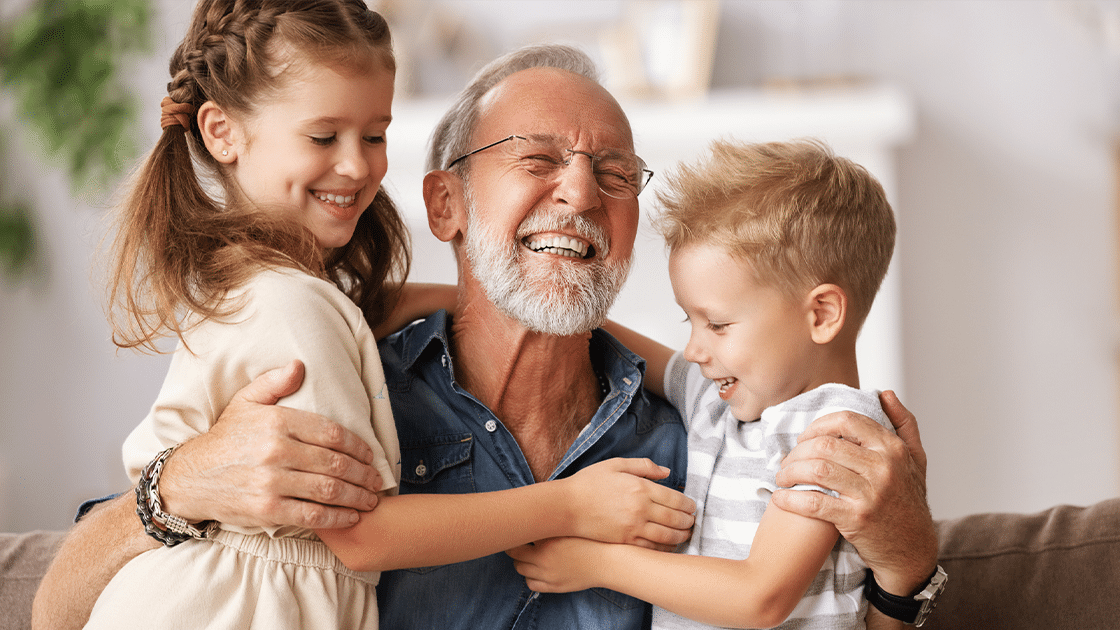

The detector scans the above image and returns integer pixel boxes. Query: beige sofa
[3,499,1120,629]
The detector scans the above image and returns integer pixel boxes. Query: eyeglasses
[446,135,654,199]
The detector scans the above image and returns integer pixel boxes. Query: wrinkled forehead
[475,67,634,152]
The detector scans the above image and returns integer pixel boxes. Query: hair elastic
[160,96,195,130]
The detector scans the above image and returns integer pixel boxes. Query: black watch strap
[865,566,947,626]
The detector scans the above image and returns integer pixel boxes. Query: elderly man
[34,45,937,630]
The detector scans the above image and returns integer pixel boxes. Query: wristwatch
[865,565,948,627]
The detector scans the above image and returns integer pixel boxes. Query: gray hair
[425,44,601,173]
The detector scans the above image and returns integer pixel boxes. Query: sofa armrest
[0,531,65,630]
[924,498,1120,630]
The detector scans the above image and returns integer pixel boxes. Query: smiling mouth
[314,190,358,208]
[523,235,594,259]
[714,377,737,396]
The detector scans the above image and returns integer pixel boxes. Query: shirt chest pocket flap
[399,433,475,493]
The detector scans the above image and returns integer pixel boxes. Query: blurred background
[3,0,1120,532]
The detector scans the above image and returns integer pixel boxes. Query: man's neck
[448,294,603,481]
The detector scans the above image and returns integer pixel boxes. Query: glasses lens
[510,137,648,199]
[594,150,646,199]
[511,137,567,179]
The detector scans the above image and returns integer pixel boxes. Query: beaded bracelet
[135,445,214,547]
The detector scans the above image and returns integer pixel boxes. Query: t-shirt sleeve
[121,271,400,498]
[664,350,713,433]
[762,385,892,496]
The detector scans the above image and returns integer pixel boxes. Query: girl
[87,2,693,628]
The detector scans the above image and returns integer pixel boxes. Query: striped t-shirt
[653,352,894,630]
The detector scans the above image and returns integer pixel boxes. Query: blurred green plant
[0,0,151,279]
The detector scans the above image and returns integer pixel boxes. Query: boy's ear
[807,283,847,345]
[197,101,238,164]
[423,170,468,243]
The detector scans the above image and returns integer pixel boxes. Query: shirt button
[485,420,497,433]
[441,354,448,367]
[415,463,427,477]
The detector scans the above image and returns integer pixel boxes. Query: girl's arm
[510,501,839,629]
[600,320,674,399]
[316,457,696,572]
[373,282,458,339]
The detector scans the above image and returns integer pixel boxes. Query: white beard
[462,193,632,337]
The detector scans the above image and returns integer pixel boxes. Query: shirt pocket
[398,433,476,495]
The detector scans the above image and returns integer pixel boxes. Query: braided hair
[108,0,410,352]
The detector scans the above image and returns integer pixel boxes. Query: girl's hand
[508,537,606,593]
[562,458,695,549]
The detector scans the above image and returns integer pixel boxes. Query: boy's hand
[562,458,695,549]
[508,538,605,593]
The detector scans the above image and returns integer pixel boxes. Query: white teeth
[315,192,357,207]
[715,377,736,394]
[526,235,590,258]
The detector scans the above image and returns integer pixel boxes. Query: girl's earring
[222,149,229,156]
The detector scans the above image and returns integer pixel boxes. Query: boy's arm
[316,457,696,571]
[600,320,675,398]
[511,502,838,629]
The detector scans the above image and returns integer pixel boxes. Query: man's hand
[158,360,383,529]
[771,390,938,595]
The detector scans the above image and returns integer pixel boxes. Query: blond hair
[656,138,895,327]
[107,0,409,352]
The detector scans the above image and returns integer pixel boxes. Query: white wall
[2,0,1117,530]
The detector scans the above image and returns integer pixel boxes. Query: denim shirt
[375,311,687,630]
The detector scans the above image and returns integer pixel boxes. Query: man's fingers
[770,486,840,524]
[281,441,382,501]
[285,411,376,466]
[271,496,364,530]
[879,390,927,472]
[229,360,306,406]
[797,409,892,446]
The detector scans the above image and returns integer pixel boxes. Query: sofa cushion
[0,531,64,630]
[924,499,1120,630]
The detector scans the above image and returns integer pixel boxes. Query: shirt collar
[392,310,649,402]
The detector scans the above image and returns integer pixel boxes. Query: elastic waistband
[210,529,379,585]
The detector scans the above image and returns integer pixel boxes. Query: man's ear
[197,101,238,164]
[423,170,467,243]
[807,283,847,345]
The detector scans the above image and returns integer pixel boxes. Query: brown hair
[108,0,410,352]
[656,138,895,328]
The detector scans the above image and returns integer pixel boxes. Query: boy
[509,139,900,629]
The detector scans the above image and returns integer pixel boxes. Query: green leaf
[0,0,151,191]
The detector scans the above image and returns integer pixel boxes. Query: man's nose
[553,151,601,212]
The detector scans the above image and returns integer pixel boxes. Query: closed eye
[706,322,728,333]
[365,135,386,145]
[310,135,336,146]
